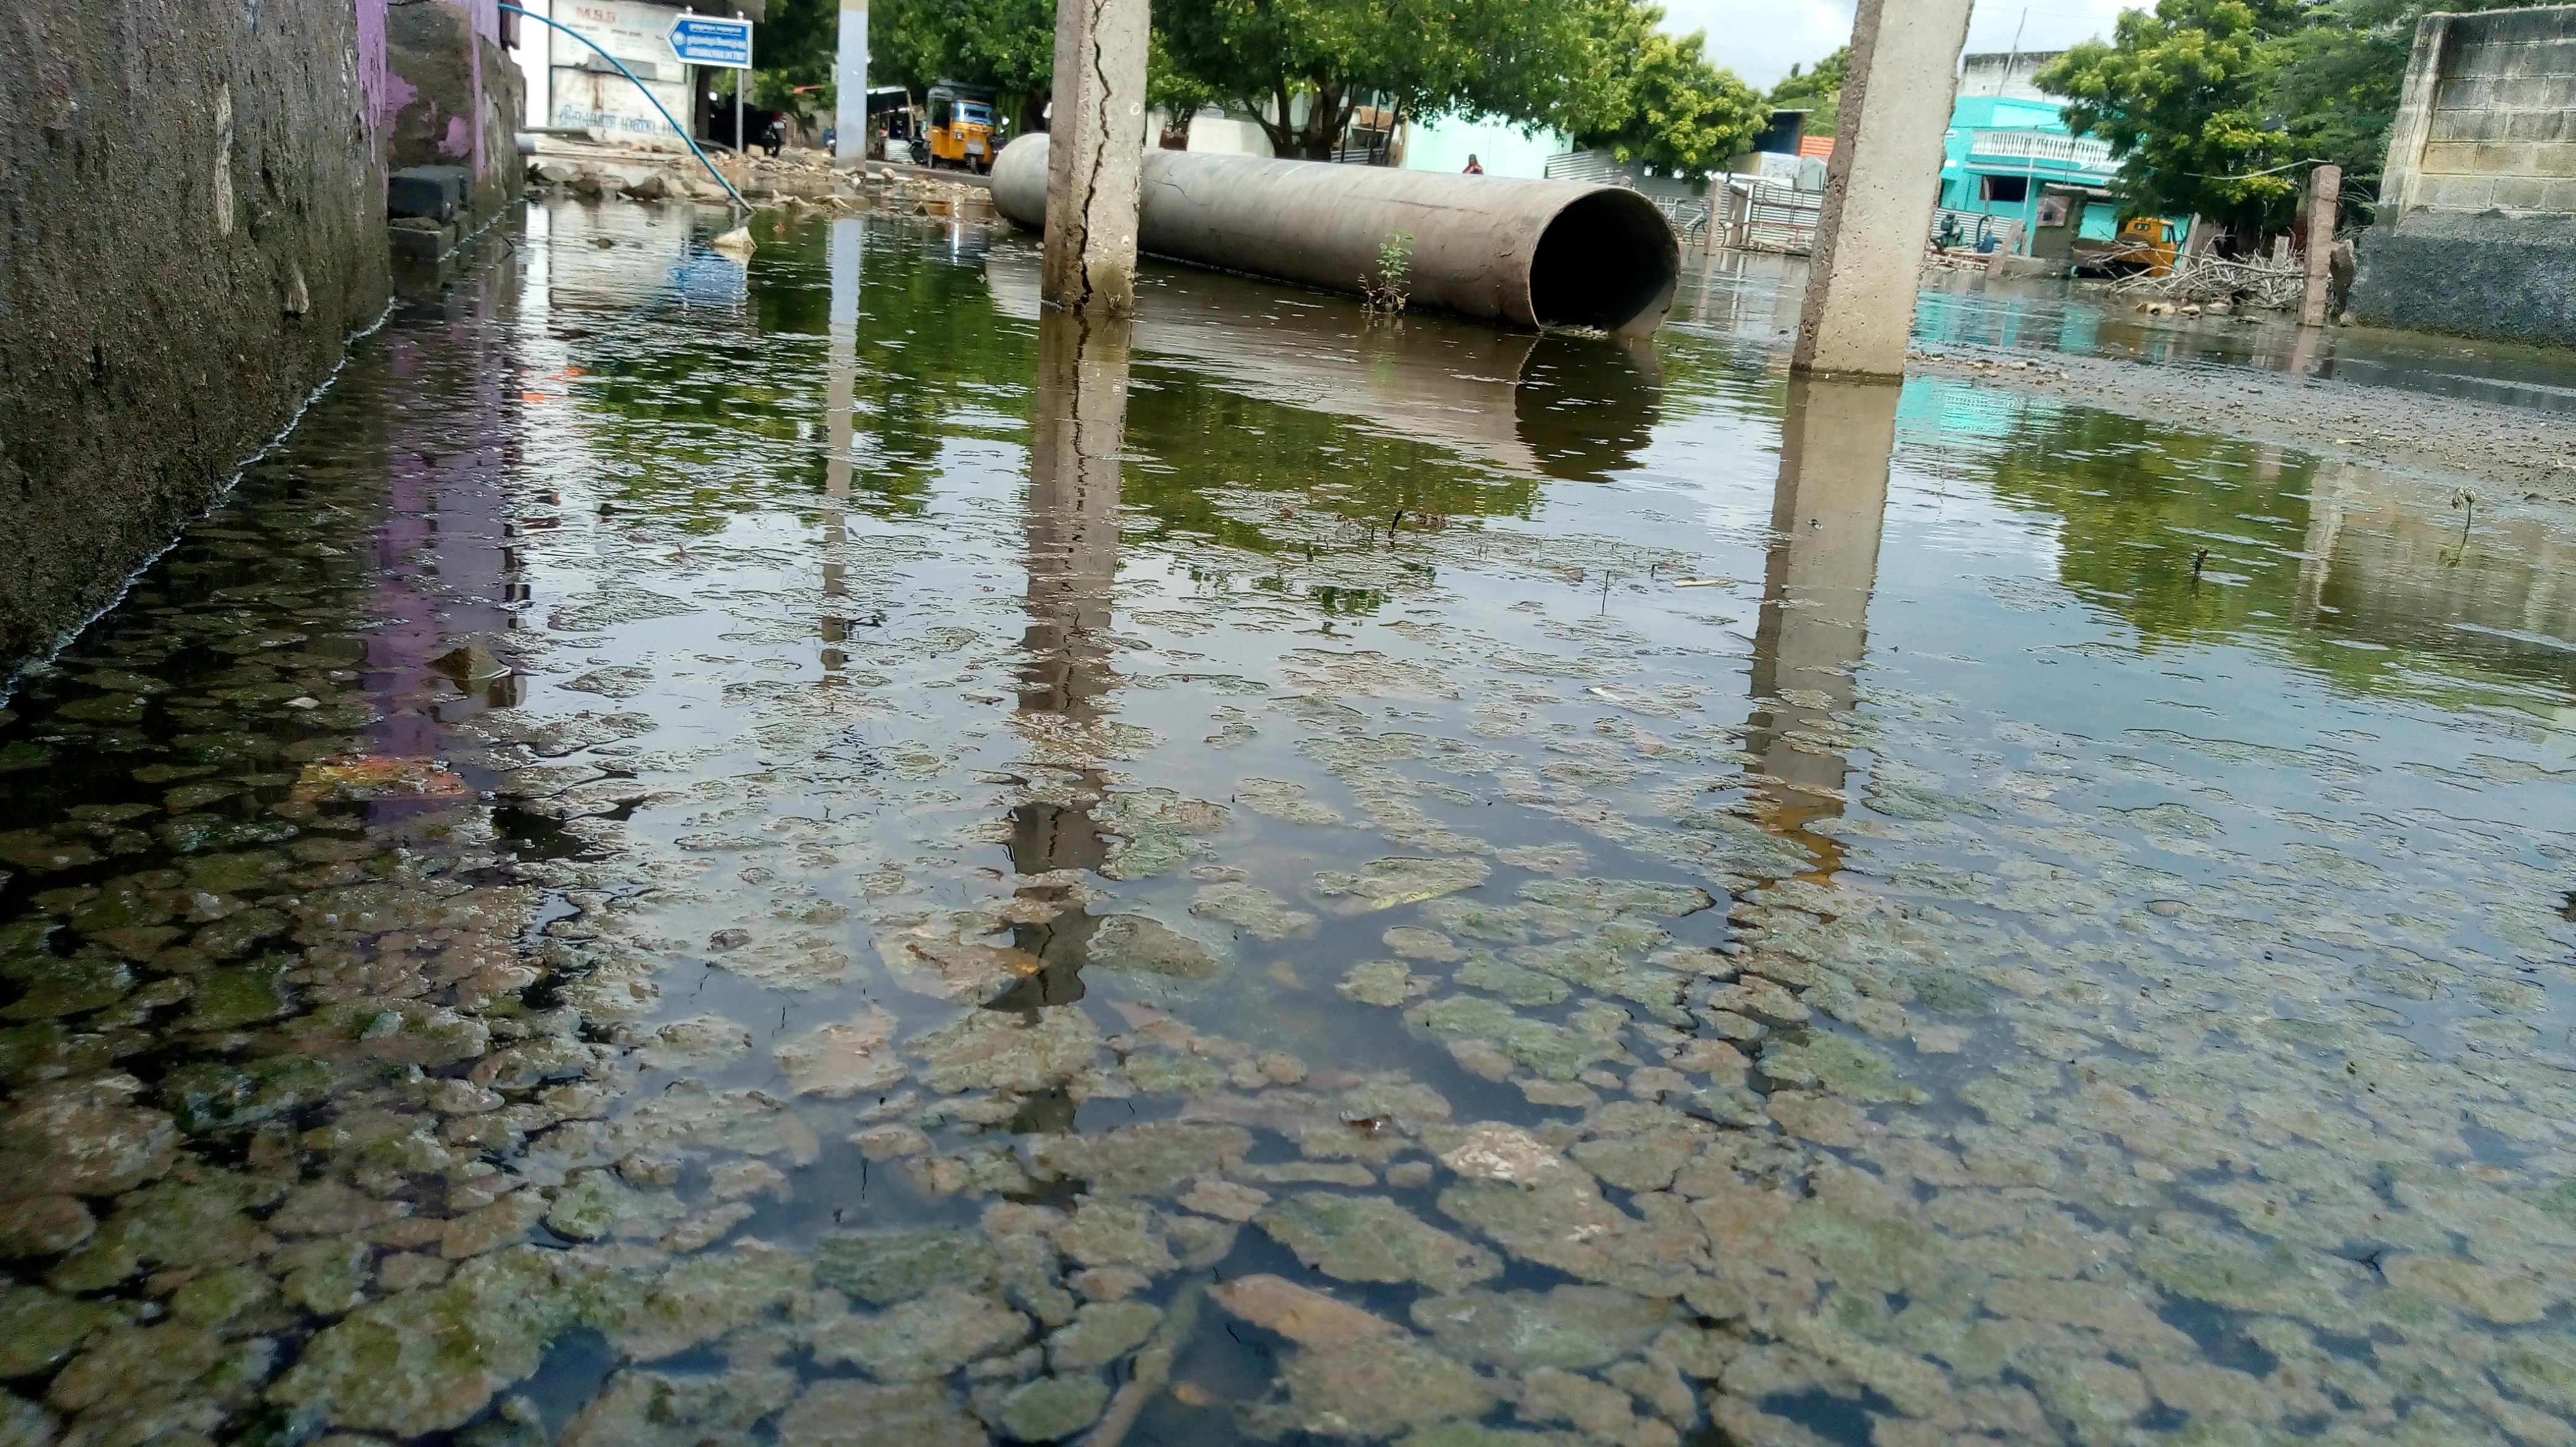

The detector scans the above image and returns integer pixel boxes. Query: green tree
[1768,46,1846,138]
[869,0,1058,131]
[2260,0,2526,195]
[1155,0,1619,160]
[746,0,838,116]
[1572,9,1768,177]
[2035,0,2305,237]
[1148,31,1222,142]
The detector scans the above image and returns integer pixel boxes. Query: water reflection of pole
[821,217,859,671]
[994,310,1134,1008]
[2292,458,2360,627]
[1743,377,1898,877]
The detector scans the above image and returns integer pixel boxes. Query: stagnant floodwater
[2,196,2574,1447]
[1677,247,2576,416]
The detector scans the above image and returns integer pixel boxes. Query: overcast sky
[1667,0,2136,90]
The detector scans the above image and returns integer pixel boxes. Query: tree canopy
[2036,0,2308,235]
[1153,0,1619,160]
[1569,2,1769,175]
[2035,0,2529,238]
[743,0,1054,129]
[1769,46,1846,138]
[872,0,1058,130]
[746,0,1765,173]
[746,0,836,113]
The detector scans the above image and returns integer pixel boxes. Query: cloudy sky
[1666,0,2137,90]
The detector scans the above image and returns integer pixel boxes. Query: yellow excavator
[2107,215,2185,276]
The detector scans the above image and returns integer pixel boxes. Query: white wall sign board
[551,68,694,147]
[552,1,687,80]
[549,1,691,147]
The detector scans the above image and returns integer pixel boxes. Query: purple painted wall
[357,0,392,122]
[382,0,525,208]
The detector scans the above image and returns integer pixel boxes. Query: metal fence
[1542,151,1625,186]
[1649,195,1713,243]
[1715,179,1824,253]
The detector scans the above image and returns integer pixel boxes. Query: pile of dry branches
[2109,251,2306,309]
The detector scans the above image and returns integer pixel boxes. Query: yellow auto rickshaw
[926,83,1001,173]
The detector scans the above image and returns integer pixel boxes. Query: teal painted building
[1938,94,2124,250]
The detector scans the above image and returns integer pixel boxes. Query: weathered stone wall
[387,0,526,214]
[2351,5,2576,344]
[0,1,390,670]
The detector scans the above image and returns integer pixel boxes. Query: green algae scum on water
[0,196,2572,1447]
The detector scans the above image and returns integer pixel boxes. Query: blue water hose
[497,2,749,211]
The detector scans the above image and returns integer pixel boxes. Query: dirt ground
[1908,342,2576,505]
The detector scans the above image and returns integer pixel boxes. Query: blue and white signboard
[668,13,754,68]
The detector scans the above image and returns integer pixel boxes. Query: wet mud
[0,197,2572,1447]
[1676,248,2576,504]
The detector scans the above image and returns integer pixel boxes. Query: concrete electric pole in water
[835,0,868,166]
[2302,165,2342,328]
[1791,0,1975,378]
[1040,0,1151,313]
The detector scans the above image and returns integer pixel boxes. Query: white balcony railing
[1967,128,2116,176]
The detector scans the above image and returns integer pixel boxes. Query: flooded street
[4,196,2575,1447]
[1678,247,2576,417]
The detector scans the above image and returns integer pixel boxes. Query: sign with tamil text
[669,13,754,68]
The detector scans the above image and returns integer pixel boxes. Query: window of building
[1983,175,2029,203]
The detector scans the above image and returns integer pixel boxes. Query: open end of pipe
[1529,191,1682,331]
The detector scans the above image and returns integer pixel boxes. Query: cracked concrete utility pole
[2301,164,2342,328]
[1040,0,1151,313]
[835,0,868,167]
[1791,0,1975,377]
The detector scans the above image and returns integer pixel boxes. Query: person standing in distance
[1462,154,1484,174]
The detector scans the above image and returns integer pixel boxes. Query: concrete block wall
[2351,4,2576,346]
[2408,6,2576,214]
[0,0,392,670]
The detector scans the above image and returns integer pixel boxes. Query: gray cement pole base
[1791,0,1975,377]
[1039,0,1150,314]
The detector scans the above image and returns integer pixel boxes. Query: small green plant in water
[1364,230,1415,315]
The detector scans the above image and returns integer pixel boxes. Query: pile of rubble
[2110,251,2309,310]
[523,158,990,215]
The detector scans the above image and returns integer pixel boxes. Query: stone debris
[809,1288,1029,1381]
[814,1226,999,1306]
[1209,1274,1403,1345]
[2,186,2571,1447]
[1256,1191,1502,1293]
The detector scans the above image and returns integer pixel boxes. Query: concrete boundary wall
[2351,4,2576,344]
[0,1,394,670]
[388,0,525,214]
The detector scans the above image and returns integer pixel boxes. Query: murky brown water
[2,195,2574,1447]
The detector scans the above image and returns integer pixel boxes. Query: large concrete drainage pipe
[991,135,1681,334]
